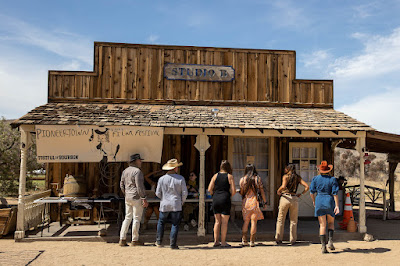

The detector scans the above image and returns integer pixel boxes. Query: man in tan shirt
[119,153,148,246]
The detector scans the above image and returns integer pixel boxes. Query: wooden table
[34,197,123,235]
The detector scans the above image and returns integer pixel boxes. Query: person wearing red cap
[310,161,339,254]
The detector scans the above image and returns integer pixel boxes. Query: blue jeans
[156,211,182,247]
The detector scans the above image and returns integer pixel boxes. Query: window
[230,137,270,204]
[289,143,322,183]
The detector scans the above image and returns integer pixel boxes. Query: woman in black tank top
[208,160,236,247]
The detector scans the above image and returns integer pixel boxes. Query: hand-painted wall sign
[35,125,164,163]
[164,63,235,82]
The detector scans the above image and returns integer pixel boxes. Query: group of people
[119,153,340,253]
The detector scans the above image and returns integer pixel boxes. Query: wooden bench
[345,185,389,220]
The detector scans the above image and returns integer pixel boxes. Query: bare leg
[250,215,257,247]
[213,214,221,245]
[220,214,230,246]
[318,215,327,235]
[154,206,160,220]
[143,206,154,229]
[327,215,335,230]
[242,219,250,245]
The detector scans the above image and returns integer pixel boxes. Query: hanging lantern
[363,152,371,165]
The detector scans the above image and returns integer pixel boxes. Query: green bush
[0,117,41,196]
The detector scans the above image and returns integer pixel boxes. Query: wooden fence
[23,190,51,230]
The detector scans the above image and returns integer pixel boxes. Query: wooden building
[12,42,377,239]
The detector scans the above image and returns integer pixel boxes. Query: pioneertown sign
[164,63,235,82]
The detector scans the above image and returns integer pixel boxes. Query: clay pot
[347,218,357,232]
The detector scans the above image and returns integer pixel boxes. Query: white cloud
[298,27,400,134]
[146,34,159,44]
[339,89,400,134]
[302,49,331,68]
[329,28,400,79]
[263,0,310,29]
[352,1,380,19]
[0,15,94,119]
[0,54,47,119]
[0,14,93,66]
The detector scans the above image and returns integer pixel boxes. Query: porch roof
[11,103,373,132]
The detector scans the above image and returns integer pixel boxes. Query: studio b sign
[164,63,235,82]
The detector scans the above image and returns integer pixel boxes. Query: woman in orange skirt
[240,164,267,247]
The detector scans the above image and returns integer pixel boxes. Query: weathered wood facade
[48,43,333,107]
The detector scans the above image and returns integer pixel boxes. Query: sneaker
[184,224,189,231]
[119,239,128,247]
[155,241,163,247]
[190,219,197,227]
[131,240,144,246]
[170,245,179,249]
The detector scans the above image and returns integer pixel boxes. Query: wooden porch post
[356,134,367,233]
[14,125,32,240]
[194,135,210,237]
[388,154,400,212]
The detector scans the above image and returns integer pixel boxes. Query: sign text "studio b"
[164,63,235,82]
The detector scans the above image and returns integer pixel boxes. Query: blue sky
[1,0,400,133]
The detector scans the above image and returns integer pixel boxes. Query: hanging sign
[35,125,164,163]
[164,63,235,82]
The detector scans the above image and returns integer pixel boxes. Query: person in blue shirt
[310,161,339,254]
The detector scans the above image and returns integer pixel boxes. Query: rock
[98,229,107,236]
[364,233,374,242]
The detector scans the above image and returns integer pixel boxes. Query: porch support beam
[356,133,367,234]
[388,153,400,212]
[164,127,366,138]
[194,135,210,237]
[14,125,33,240]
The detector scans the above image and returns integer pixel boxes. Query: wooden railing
[345,185,388,220]
[23,190,51,230]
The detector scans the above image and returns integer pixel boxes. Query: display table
[34,197,123,235]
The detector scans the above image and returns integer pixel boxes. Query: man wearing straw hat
[119,153,148,247]
[155,159,188,249]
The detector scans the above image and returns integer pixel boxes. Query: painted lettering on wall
[164,63,235,82]
[35,125,164,163]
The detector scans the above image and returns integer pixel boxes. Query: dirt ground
[0,238,399,266]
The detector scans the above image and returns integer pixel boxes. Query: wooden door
[289,142,322,217]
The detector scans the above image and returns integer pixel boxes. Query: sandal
[213,242,221,247]
[221,243,231,248]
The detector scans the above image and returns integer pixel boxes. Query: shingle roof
[11,103,373,131]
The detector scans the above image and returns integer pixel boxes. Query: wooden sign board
[164,63,235,82]
[35,125,164,163]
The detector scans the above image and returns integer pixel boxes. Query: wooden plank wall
[47,43,333,107]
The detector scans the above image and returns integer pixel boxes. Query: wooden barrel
[63,175,87,197]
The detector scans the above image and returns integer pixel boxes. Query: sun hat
[317,161,333,174]
[130,153,144,162]
[162,159,183,170]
